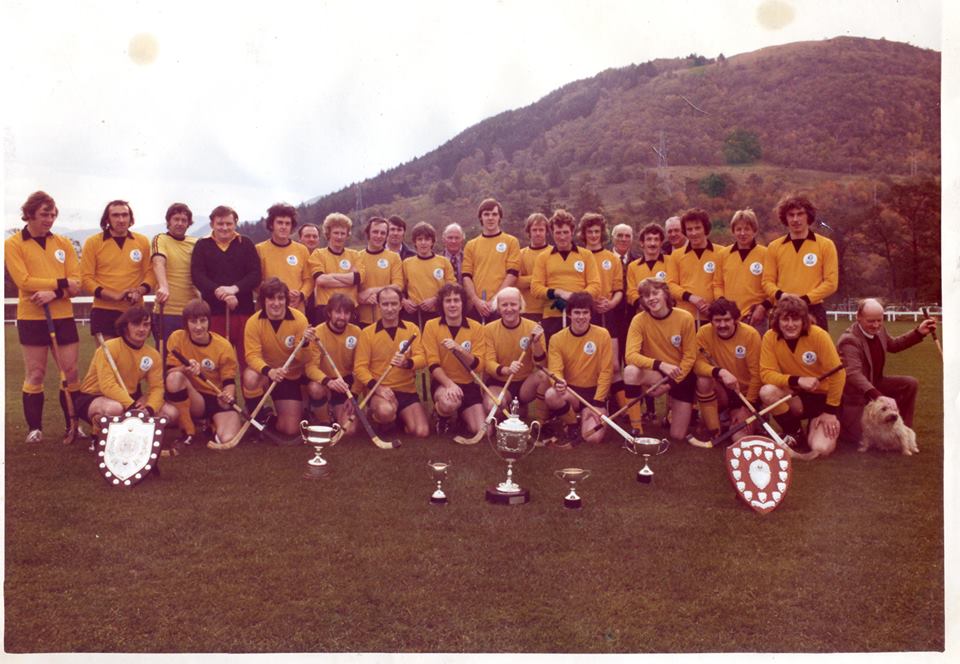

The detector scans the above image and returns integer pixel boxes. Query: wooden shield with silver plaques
[725,435,791,514]
[95,411,168,487]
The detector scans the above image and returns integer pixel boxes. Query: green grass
[3,322,944,653]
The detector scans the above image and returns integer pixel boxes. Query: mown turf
[3,322,944,653]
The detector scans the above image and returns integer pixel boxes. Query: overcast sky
[2,0,945,233]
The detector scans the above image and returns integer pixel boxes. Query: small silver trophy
[555,468,591,509]
[300,420,341,480]
[428,461,451,505]
[624,436,671,483]
[485,398,540,505]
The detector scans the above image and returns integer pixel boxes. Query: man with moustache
[357,216,404,326]
[151,202,198,346]
[81,199,155,339]
[304,294,362,437]
[256,203,313,312]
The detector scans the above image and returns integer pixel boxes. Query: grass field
[2,322,945,653]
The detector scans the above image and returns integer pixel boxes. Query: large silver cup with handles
[624,436,671,483]
[486,398,540,504]
[300,420,341,480]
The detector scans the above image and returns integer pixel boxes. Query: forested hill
[292,36,938,228]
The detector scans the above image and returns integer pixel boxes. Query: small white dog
[858,398,918,455]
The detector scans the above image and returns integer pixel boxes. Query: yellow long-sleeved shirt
[530,245,600,318]
[256,239,313,306]
[166,329,238,395]
[713,242,768,317]
[79,337,163,413]
[356,248,404,324]
[624,307,697,383]
[402,254,455,305]
[518,244,551,315]
[694,322,762,402]
[547,324,613,402]
[243,307,312,379]
[354,320,426,394]
[81,230,155,312]
[624,255,668,308]
[151,232,198,316]
[461,231,521,300]
[306,321,362,385]
[482,317,544,381]
[4,228,80,320]
[591,248,624,300]
[308,246,366,306]
[665,241,722,320]
[422,316,485,386]
[759,325,846,410]
[761,232,839,305]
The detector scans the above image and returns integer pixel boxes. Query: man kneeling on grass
[354,285,430,438]
[75,305,176,433]
[622,278,699,447]
[164,298,243,448]
[759,295,846,457]
[303,294,361,438]
[543,291,612,446]
[242,277,316,440]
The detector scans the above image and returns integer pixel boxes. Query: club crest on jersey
[803,253,818,267]
[749,261,763,275]
[377,258,389,269]
[201,358,216,371]
[574,260,585,273]
[703,261,716,274]
[338,258,351,270]
[461,340,472,352]
[601,259,612,271]
[346,335,358,350]
[671,334,682,347]
[284,335,296,349]
[139,356,153,371]
[433,267,445,280]
[801,351,817,365]
[54,249,66,263]
[735,345,747,359]
[496,242,507,253]
[583,341,597,355]
[130,249,143,263]
[286,255,298,266]
[656,270,667,281]
[519,337,530,350]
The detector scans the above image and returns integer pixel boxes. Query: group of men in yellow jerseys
[8,190,933,457]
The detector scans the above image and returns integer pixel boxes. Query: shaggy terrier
[858,399,918,455]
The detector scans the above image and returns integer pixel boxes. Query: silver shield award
[96,411,167,487]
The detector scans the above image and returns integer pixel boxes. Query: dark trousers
[840,375,919,443]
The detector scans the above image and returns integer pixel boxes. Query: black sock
[23,391,44,430]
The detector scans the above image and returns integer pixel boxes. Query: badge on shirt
[139,356,153,371]
[671,334,682,347]
[583,341,597,355]
[735,345,747,359]
[519,337,530,350]
[802,351,817,365]
[433,267,445,280]
[377,258,389,269]
[284,335,296,349]
[54,249,66,263]
[803,253,818,267]
[574,260,585,273]
[703,261,716,274]
[749,261,763,276]
[601,259,612,271]
[130,249,143,263]
[656,270,667,281]
[201,358,216,371]
[287,255,298,266]
[496,242,507,253]
[346,335,358,350]
[461,340,472,352]
[339,258,352,270]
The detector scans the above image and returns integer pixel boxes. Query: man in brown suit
[837,298,936,445]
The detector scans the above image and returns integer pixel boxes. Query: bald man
[837,298,937,446]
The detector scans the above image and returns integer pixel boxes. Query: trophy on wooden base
[555,468,591,508]
[624,436,670,483]
[300,420,341,480]
[428,461,451,505]
[485,399,540,505]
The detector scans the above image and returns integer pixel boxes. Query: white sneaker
[76,424,89,439]
[25,429,43,443]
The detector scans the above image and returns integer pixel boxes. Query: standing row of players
[7,191,935,453]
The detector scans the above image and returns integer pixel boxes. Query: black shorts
[90,308,123,336]
[76,388,143,423]
[591,309,622,331]
[569,384,605,409]
[433,382,483,410]
[668,371,698,404]
[272,375,307,402]
[541,316,565,342]
[327,376,355,407]
[487,376,535,404]
[798,391,828,419]
[202,393,233,418]
[17,317,79,346]
[394,389,422,413]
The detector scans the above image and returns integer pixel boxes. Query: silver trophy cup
[625,436,671,483]
[300,420,341,480]
[486,398,540,505]
[555,467,591,509]
[428,461,451,505]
